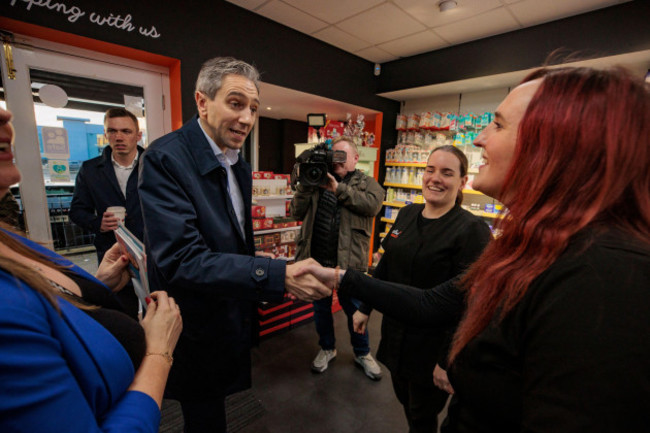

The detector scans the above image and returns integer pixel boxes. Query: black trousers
[392,374,450,433]
[179,397,227,433]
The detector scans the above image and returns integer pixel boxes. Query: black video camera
[291,143,347,189]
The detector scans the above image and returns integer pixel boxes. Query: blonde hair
[332,136,358,155]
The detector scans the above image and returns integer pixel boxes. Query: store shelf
[252,195,294,200]
[384,182,422,189]
[383,201,409,208]
[254,226,301,235]
[275,256,296,261]
[385,162,427,167]
[384,182,484,198]
[468,210,502,219]
[381,217,396,224]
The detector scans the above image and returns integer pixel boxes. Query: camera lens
[305,166,323,183]
[298,161,328,186]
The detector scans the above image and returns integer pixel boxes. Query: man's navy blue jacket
[138,116,285,399]
[70,145,145,262]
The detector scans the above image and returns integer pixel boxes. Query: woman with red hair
[300,66,650,432]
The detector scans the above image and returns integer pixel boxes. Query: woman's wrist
[145,351,173,366]
[334,266,340,291]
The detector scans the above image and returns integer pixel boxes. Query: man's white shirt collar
[111,150,138,169]
[197,118,240,164]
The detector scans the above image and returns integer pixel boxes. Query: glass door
[1,38,170,252]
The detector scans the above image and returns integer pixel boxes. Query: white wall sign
[48,159,71,183]
[41,126,70,159]
[9,0,162,39]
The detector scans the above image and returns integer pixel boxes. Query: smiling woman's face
[422,149,466,210]
[472,79,542,200]
[0,108,22,196]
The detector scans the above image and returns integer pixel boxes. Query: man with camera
[290,136,385,380]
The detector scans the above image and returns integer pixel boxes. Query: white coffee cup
[107,206,126,224]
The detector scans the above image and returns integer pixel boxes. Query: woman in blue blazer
[0,107,183,432]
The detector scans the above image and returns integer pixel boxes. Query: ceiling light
[438,0,457,12]
[266,106,272,110]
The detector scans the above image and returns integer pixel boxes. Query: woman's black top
[65,271,146,371]
[340,227,650,432]
[374,203,490,377]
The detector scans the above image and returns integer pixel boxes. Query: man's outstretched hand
[285,258,332,302]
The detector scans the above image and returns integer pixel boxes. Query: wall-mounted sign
[41,126,70,159]
[9,1,161,39]
[48,159,71,183]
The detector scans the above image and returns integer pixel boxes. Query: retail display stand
[252,173,320,338]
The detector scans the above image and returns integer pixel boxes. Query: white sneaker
[355,353,382,380]
[311,349,337,373]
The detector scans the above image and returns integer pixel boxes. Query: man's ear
[195,91,207,117]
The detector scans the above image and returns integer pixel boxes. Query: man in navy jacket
[138,57,330,433]
[70,107,144,318]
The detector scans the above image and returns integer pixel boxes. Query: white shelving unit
[252,195,293,219]
[254,226,301,235]
[253,195,293,200]
[252,190,298,261]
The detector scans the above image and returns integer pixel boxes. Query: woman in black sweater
[360,146,490,432]
[298,66,650,433]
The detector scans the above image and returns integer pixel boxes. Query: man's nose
[239,109,254,125]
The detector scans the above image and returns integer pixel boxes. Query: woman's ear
[459,175,468,191]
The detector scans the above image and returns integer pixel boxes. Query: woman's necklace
[32,264,78,297]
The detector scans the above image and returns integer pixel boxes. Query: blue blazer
[138,116,285,399]
[70,145,145,262]
[0,233,159,432]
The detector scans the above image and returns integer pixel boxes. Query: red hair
[449,67,650,361]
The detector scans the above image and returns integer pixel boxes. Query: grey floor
[67,250,99,275]
[239,310,409,433]
[66,251,447,433]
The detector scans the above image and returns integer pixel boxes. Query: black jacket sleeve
[339,270,465,326]
[69,164,101,234]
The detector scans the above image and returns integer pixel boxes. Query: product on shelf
[395,111,493,146]
[251,205,265,218]
[252,171,274,179]
[252,218,273,231]
[396,115,407,131]
[406,113,420,130]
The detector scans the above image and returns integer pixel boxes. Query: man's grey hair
[195,57,261,100]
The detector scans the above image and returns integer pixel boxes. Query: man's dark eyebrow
[494,111,504,120]
[227,91,260,106]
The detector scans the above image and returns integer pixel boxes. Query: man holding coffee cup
[70,107,145,318]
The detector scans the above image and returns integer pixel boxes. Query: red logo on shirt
[390,229,401,238]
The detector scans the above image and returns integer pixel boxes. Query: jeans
[313,293,370,356]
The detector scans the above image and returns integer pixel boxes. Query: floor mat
[159,390,266,433]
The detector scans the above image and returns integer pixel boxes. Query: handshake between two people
[284,258,345,302]
[285,259,368,336]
